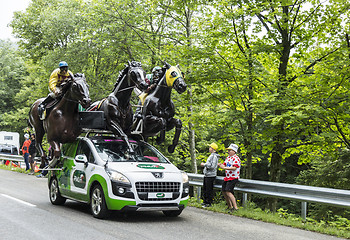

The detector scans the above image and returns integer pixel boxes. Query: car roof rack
[82,129,114,138]
[81,128,145,141]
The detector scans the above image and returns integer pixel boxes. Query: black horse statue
[132,62,187,153]
[87,61,148,153]
[29,74,91,168]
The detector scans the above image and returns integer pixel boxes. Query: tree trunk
[268,138,283,211]
[188,85,197,173]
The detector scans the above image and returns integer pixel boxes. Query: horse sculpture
[29,74,91,168]
[87,61,148,153]
[132,61,187,153]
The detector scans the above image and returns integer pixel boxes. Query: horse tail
[28,101,36,124]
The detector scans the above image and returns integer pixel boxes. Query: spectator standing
[200,142,219,207]
[21,134,31,171]
[218,143,240,212]
[28,134,36,175]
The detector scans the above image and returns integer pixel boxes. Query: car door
[59,141,79,193]
[70,139,97,201]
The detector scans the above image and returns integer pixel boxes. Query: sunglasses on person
[60,66,68,72]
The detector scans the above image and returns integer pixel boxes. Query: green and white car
[48,135,189,218]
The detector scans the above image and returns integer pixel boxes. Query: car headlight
[181,171,189,183]
[107,170,130,184]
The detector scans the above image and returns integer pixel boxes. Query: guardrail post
[242,193,247,207]
[301,201,307,221]
[196,186,201,203]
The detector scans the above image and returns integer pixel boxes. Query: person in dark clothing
[28,134,37,175]
[200,142,219,207]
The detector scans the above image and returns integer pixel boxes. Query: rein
[117,86,136,93]
[62,96,80,104]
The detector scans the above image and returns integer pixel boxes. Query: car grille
[135,182,181,201]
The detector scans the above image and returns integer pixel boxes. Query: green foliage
[296,148,350,191]
[296,149,350,220]
[0,40,28,132]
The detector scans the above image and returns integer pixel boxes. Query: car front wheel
[49,178,66,205]
[90,184,109,219]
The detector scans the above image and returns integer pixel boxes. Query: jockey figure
[139,66,163,102]
[134,66,163,120]
[147,66,163,92]
[38,61,74,120]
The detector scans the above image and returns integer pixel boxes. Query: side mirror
[75,154,88,167]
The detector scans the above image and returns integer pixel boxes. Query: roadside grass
[0,162,34,174]
[188,197,350,239]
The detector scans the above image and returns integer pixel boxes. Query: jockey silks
[49,68,73,93]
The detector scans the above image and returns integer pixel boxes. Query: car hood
[106,162,180,173]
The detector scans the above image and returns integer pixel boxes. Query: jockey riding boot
[38,96,54,120]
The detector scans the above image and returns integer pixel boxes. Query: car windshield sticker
[137,164,165,169]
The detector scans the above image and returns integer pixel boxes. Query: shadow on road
[62,200,184,223]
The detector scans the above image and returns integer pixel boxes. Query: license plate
[148,192,172,199]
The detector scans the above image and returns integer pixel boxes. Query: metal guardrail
[188,173,350,219]
[0,153,41,166]
[0,153,24,161]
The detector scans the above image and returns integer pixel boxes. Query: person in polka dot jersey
[218,143,240,212]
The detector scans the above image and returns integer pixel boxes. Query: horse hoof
[168,145,175,153]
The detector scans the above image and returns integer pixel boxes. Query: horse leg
[109,120,135,154]
[157,127,166,145]
[166,118,182,153]
[143,115,166,143]
[48,141,61,167]
[29,99,47,168]
[35,131,47,169]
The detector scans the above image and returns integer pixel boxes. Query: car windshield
[92,139,169,163]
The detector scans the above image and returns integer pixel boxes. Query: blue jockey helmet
[59,61,68,68]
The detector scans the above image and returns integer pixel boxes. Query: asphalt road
[0,169,344,240]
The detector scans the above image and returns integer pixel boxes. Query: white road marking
[1,194,36,207]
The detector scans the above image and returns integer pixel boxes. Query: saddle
[39,97,60,120]
[87,98,106,111]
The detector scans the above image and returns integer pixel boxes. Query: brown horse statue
[132,61,187,153]
[29,74,91,168]
[87,61,148,153]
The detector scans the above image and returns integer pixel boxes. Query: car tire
[90,184,109,219]
[163,209,183,217]
[49,178,66,205]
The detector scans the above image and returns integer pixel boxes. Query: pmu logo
[73,170,86,188]
[156,193,165,198]
[152,172,163,178]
